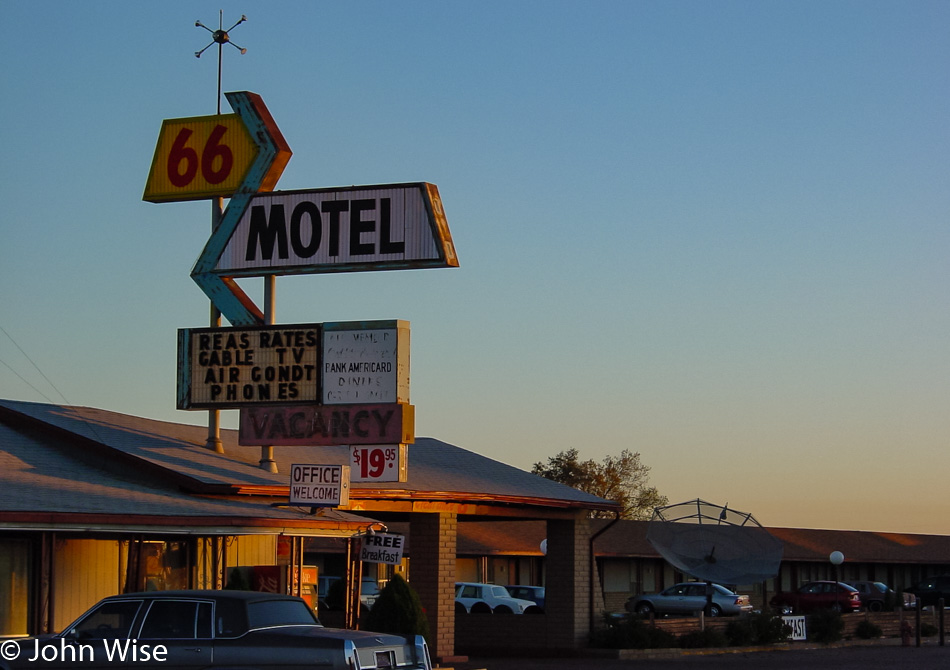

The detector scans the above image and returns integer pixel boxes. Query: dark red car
[770,581,862,614]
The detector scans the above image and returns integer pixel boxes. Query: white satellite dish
[646,499,783,584]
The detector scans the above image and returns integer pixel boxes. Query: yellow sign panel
[143,114,259,202]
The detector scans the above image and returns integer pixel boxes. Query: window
[0,539,30,636]
[140,601,208,640]
[246,600,318,629]
[459,585,480,599]
[71,600,142,640]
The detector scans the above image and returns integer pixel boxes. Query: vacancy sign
[289,464,350,507]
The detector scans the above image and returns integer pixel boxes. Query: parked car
[0,589,431,670]
[317,576,379,612]
[625,582,753,617]
[317,575,342,610]
[506,585,545,611]
[360,579,382,611]
[846,580,916,611]
[770,581,862,614]
[907,574,950,608]
[455,582,539,614]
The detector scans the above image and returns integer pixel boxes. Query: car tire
[524,605,544,614]
[868,601,883,612]
[830,602,842,613]
[493,605,513,614]
[708,604,722,617]
[634,602,654,617]
[470,601,492,614]
[455,601,467,614]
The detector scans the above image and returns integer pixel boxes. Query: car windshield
[712,585,734,595]
[247,599,318,629]
[490,586,510,598]
[872,582,888,593]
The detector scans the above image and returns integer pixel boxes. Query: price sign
[350,444,408,483]
[144,115,258,202]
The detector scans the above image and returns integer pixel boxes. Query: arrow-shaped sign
[194,182,458,325]
[190,91,292,326]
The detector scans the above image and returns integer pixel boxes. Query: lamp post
[829,551,844,612]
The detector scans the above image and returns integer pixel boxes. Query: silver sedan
[625,582,753,617]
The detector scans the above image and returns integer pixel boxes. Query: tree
[531,448,667,520]
[363,573,430,642]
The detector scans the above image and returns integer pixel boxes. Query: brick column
[410,512,458,662]
[545,511,592,649]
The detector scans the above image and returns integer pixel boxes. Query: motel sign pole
[195,11,248,456]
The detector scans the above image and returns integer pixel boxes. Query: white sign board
[360,533,406,565]
[782,616,807,641]
[215,183,458,275]
[322,320,409,405]
[289,464,350,507]
[350,444,409,482]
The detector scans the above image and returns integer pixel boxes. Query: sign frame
[177,323,321,410]
[322,320,410,405]
[289,464,350,507]
[359,532,406,565]
[239,404,414,447]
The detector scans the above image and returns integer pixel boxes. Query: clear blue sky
[2,1,948,534]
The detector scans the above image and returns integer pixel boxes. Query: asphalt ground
[447,640,949,670]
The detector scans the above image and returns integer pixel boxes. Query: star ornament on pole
[195,12,247,58]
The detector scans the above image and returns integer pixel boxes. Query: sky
[1,1,948,535]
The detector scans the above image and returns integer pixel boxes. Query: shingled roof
[444,519,950,565]
[0,399,615,527]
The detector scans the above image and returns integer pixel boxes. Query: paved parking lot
[449,642,948,670]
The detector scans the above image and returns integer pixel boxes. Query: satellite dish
[646,499,783,584]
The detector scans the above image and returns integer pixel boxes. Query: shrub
[590,614,677,649]
[363,574,430,642]
[855,619,882,639]
[679,628,727,648]
[808,610,844,644]
[921,622,938,637]
[725,612,790,646]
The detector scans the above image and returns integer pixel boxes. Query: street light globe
[829,551,844,565]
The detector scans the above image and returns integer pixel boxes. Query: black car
[907,574,950,608]
[0,590,431,670]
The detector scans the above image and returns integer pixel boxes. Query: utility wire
[0,323,72,405]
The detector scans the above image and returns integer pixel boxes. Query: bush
[679,628,727,649]
[854,619,882,639]
[590,614,677,649]
[808,610,844,644]
[921,622,938,637]
[725,612,790,646]
[363,574,430,642]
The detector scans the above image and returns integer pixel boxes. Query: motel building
[0,399,616,662]
[3,399,950,659]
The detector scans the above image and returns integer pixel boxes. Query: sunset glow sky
[2,1,948,534]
